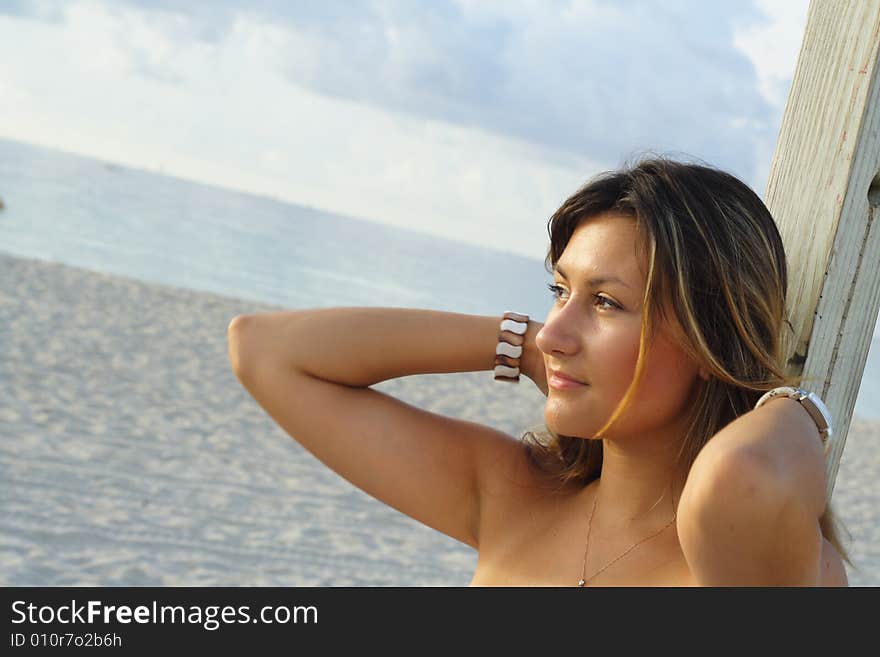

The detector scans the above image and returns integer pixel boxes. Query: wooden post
[763,0,880,504]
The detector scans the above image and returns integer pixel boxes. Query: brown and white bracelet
[494,311,530,383]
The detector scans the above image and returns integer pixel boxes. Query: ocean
[2,136,879,587]
[1,136,878,419]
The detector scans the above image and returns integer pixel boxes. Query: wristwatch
[754,386,833,449]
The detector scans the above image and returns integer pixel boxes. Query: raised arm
[227,307,545,548]
[676,396,832,585]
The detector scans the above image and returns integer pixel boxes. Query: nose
[535,303,584,357]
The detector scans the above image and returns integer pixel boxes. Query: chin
[543,403,593,439]
[544,406,586,438]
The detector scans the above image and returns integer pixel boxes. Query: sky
[0,0,810,261]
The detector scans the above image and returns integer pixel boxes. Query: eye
[547,283,567,301]
[547,284,620,310]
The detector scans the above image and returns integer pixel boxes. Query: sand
[1,252,876,586]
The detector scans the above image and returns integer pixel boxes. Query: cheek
[597,329,642,388]
[543,329,699,438]
[637,341,701,408]
[542,332,641,436]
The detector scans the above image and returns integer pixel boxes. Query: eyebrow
[553,264,632,290]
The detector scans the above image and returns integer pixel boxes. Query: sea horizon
[1,136,878,420]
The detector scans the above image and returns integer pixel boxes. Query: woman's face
[535,213,705,442]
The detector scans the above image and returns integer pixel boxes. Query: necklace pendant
[577,579,586,587]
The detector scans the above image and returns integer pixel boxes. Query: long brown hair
[522,154,853,567]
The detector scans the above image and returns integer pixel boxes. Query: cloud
[0,0,66,22]
[0,2,603,260]
[38,0,794,188]
[0,0,810,260]
[731,0,810,193]
[733,0,810,108]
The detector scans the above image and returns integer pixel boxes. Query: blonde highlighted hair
[522,154,852,567]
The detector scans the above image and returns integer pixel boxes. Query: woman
[227,156,850,586]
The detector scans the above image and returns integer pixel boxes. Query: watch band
[754,386,833,450]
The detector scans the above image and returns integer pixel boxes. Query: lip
[549,370,588,390]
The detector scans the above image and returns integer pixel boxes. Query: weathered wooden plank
[764,0,880,503]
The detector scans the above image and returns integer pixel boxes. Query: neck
[587,434,687,540]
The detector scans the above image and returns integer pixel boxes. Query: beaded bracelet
[494,311,530,383]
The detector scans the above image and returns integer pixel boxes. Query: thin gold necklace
[577,484,677,587]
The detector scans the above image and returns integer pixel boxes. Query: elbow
[227,314,256,378]
[227,314,252,340]
[679,440,788,531]
[681,445,783,527]
[228,310,306,380]
[679,448,793,585]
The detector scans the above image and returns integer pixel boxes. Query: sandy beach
[1,252,877,586]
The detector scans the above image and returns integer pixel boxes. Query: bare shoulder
[475,433,574,549]
[480,433,569,501]
[820,538,849,587]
